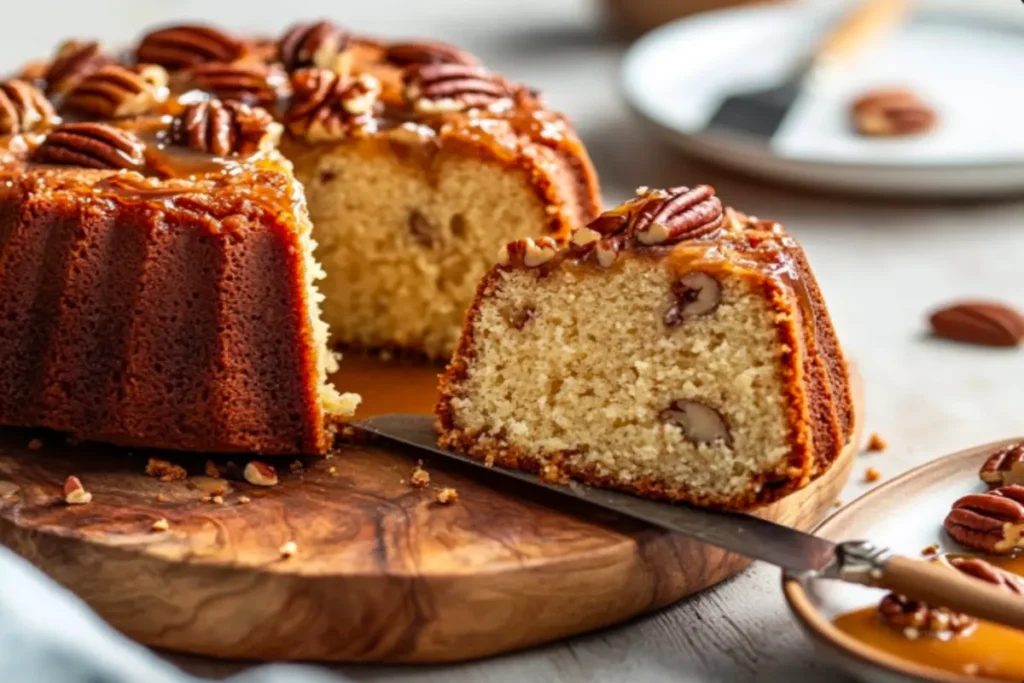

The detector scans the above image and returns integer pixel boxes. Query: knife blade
[355,414,838,574]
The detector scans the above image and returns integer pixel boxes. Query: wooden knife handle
[814,0,911,66]
[876,555,1024,631]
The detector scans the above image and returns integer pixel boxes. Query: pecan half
[136,24,246,70]
[183,62,287,108]
[981,443,1024,488]
[170,100,279,157]
[664,272,722,327]
[285,69,381,141]
[62,63,168,119]
[949,557,1024,595]
[877,593,976,640]
[0,80,58,135]
[930,300,1024,347]
[852,88,936,137]
[944,485,1024,554]
[630,185,725,246]
[384,41,479,67]
[403,64,512,113]
[278,21,350,72]
[44,40,112,96]
[32,122,145,171]
[660,399,732,447]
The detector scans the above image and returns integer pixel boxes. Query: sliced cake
[436,186,854,509]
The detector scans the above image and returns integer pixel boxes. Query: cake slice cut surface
[437,186,854,509]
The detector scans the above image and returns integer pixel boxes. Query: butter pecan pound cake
[0,21,598,453]
[436,187,854,508]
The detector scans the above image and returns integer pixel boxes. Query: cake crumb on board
[864,467,882,483]
[151,518,170,532]
[410,461,431,488]
[435,487,459,505]
[921,544,940,556]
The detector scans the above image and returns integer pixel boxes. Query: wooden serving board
[0,354,863,663]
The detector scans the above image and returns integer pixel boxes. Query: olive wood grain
[0,370,862,663]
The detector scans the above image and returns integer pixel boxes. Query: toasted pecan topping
[63,63,168,119]
[403,63,512,113]
[981,443,1024,487]
[0,80,57,135]
[171,99,279,157]
[629,185,725,245]
[877,593,975,640]
[497,236,559,268]
[183,61,287,108]
[44,40,112,96]
[945,485,1024,554]
[384,41,479,67]
[32,122,145,170]
[285,68,380,141]
[278,21,350,72]
[137,24,246,70]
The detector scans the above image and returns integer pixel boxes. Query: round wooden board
[0,358,862,663]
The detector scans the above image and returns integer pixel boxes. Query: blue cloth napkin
[0,547,348,683]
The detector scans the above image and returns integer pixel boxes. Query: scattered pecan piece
[183,61,287,108]
[403,63,512,113]
[949,557,1024,595]
[629,185,725,246]
[981,443,1024,488]
[944,485,1024,554]
[498,236,559,268]
[44,40,112,95]
[864,467,882,483]
[243,460,278,487]
[867,433,887,452]
[384,41,479,67]
[877,593,975,640]
[136,24,246,70]
[204,460,220,478]
[410,461,431,488]
[664,272,721,327]
[32,122,145,171]
[63,63,168,119]
[278,21,350,72]
[285,69,381,141]
[660,399,732,446]
[151,518,170,532]
[144,456,187,482]
[170,99,279,157]
[929,300,1024,347]
[63,476,92,505]
[0,80,58,135]
[852,88,936,137]
[435,487,459,505]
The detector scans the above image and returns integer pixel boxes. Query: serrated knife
[357,414,1024,631]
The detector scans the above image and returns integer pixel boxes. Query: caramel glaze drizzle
[833,553,1024,680]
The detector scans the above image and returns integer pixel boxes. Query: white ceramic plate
[783,438,1023,683]
[620,2,1024,198]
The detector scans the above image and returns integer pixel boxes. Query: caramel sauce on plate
[833,555,1024,679]
[330,351,444,417]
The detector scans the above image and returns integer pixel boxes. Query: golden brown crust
[436,198,853,509]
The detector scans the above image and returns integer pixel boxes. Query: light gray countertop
[7,1,1024,681]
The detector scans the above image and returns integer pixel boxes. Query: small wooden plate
[0,356,861,663]
[783,438,1022,683]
